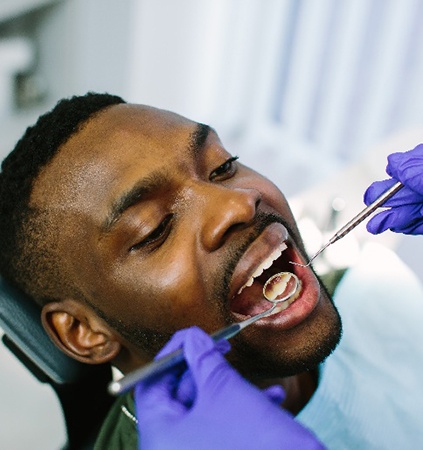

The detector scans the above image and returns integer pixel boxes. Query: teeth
[245,278,254,288]
[237,242,288,295]
[251,267,264,279]
[261,259,274,271]
[266,282,302,316]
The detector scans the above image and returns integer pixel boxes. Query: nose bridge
[184,181,261,251]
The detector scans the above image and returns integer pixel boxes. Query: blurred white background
[1,0,423,448]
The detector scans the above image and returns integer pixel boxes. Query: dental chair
[0,275,114,450]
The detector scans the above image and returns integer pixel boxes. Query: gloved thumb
[181,327,234,393]
[262,384,286,405]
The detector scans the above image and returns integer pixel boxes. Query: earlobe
[41,299,121,364]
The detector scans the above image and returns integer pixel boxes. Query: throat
[283,370,319,414]
[259,369,319,415]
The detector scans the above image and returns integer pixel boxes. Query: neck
[257,369,318,415]
[283,370,318,414]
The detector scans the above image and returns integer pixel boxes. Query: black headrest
[0,275,93,384]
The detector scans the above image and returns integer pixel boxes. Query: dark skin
[32,104,341,413]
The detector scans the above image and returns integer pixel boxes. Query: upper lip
[228,222,290,299]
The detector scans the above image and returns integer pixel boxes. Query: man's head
[0,93,341,380]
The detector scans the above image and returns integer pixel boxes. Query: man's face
[32,104,341,378]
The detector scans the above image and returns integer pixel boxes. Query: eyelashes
[129,214,173,252]
[209,156,239,181]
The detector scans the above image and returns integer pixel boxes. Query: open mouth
[229,239,304,319]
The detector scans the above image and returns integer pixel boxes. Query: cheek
[148,263,203,313]
[93,248,218,332]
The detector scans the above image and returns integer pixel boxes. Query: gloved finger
[262,385,286,405]
[145,326,230,406]
[395,221,423,235]
[364,179,423,207]
[364,178,396,205]
[180,327,237,391]
[148,327,232,407]
[155,326,231,358]
[174,370,196,407]
[154,327,201,360]
[174,337,231,406]
[366,204,423,234]
[152,328,205,382]
[136,328,207,417]
[135,371,187,422]
[386,145,423,192]
[214,338,231,355]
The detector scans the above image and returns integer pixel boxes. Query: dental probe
[108,272,299,396]
[108,304,276,396]
[291,180,404,267]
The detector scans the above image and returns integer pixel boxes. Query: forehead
[30,104,197,212]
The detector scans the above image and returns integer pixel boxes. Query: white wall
[5,0,423,195]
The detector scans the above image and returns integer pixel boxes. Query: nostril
[221,222,249,242]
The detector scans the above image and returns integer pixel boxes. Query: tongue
[230,281,272,317]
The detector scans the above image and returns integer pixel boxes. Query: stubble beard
[97,211,342,377]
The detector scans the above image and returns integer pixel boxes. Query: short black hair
[0,92,126,305]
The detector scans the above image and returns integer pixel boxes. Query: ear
[41,299,121,364]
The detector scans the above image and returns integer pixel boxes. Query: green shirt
[94,391,138,450]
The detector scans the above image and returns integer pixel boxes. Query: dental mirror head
[263,272,299,303]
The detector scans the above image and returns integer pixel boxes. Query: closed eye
[209,156,239,181]
[130,214,173,252]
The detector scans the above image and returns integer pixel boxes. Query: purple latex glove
[364,144,423,234]
[135,326,325,450]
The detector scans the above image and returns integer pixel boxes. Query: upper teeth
[237,242,288,295]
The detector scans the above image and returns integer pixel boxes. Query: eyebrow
[189,123,212,156]
[101,122,212,234]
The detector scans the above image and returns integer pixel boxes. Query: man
[0,92,358,447]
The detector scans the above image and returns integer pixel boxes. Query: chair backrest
[0,275,89,384]
[0,275,114,450]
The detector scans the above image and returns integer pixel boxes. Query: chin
[227,298,343,381]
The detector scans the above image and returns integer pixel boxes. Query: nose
[197,184,262,251]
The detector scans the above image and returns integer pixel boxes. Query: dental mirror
[108,271,300,396]
[215,272,300,337]
[263,271,299,302]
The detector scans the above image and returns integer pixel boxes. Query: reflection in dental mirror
[263,272,299,303]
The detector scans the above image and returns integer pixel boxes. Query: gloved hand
[364,143,423,234]
[134,326,325,450]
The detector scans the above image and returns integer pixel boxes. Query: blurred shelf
[0,103,53,160]
[0,0,59,23]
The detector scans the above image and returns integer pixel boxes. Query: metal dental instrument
[291,180,404,267]
[108,272,299,396]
